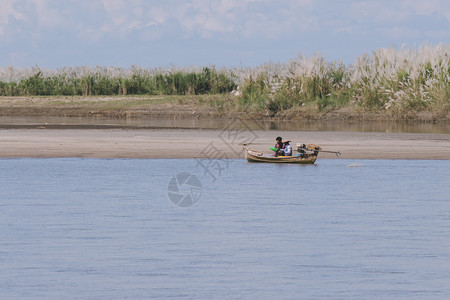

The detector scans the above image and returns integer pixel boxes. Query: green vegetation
[236,45,449,118]
[1,44,449,119]
[0,67,236,97]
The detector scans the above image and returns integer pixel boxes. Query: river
[0,158,448,299]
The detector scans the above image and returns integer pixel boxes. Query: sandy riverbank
[0,128,448,160]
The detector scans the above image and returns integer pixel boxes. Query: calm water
[0,158,449,299]
[1,116,449,134]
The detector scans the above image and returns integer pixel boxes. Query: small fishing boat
[242,143,323,164]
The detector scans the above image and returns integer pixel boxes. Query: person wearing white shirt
[283,140,292,156]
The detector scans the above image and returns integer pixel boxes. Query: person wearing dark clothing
[274,136,285,156]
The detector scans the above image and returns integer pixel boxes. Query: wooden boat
[242,144,321,164]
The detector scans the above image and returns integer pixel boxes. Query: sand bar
[0,128,449,159]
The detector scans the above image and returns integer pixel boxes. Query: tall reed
[235,44,449,114]
[1,44,448,116]
[0,66,236,96]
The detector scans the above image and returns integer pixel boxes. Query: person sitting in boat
[274,136,285,156]
[283,140,293,156]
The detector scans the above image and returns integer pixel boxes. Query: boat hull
[243,147,318,164]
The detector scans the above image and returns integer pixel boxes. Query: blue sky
[1,0,449,68]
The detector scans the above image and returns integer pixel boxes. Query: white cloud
[1,0,449,67]
[0,0,23,24]
[345,0,450,42]
[402,0,450,21]
[176,0,316,39]
[176,1,238,36]
[0,0,71,37]
[2,0,449,40]
[351,1,410,24]
[33,0,64,27]
[0,0,328,41]
[90,0,316,39]
[147,7,168,26]
[0,0,24,36]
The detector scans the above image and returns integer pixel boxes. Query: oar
[299,147,341,157]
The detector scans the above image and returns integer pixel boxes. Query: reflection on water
[0,116,449,134]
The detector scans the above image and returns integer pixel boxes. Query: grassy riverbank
[0,94,448,121]
[1,44,448,121]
